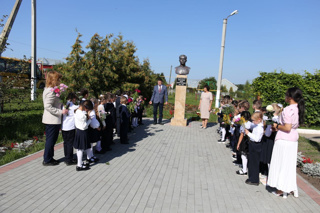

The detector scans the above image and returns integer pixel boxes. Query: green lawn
[145,92,218,123]
[298,136,320,163]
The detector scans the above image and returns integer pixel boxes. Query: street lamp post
[215,10,238,108]
[31,0,37,101]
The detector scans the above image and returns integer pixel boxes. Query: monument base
[171,74,187,127]
[171,118,187,127]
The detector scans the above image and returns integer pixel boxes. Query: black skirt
[74,128,90,150]
[88,127,101,143]
[260,132,276,164]
[266,132,276,164]
[239,135,249,154]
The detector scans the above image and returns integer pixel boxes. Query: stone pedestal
[171,75,187,126]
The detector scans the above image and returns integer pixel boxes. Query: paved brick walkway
[0,119,319,213]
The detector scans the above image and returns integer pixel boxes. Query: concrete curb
[297,129,320,134]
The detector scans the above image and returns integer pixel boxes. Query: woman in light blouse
[268,87,305,198]
[42,71,68,166]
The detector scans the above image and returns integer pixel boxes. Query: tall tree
[59,32,86,93]
[198,77,217,90]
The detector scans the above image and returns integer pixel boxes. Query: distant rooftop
[37,58,64,65]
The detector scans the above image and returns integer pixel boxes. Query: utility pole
[169,65,172,87]
[31,0,37,101]
[0,0,23,56]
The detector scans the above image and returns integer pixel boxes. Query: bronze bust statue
[175,55,190,75]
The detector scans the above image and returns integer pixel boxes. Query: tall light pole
[215,10,238,108]
[31,0,37,101]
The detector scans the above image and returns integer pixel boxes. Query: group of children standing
[217,96,282,186]
[61,89,144,171]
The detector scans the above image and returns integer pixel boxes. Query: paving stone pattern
[0,119,319,213]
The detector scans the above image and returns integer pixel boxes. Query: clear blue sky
[2,0,320,85]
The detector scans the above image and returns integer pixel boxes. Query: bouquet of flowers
[212,108,220,115]
[265,105,275,125]
[51,83,68,97]
[221,105,234,125]
[234,116,246,127]
[99,109,107,124]
[128,89,140,113]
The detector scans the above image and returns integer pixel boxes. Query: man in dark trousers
[149,78,168,125]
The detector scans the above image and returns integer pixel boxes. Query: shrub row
[0,110,45,145]
[252,70,320,126]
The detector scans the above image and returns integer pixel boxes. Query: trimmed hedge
[252,70,320,126]
[0,110,45,144]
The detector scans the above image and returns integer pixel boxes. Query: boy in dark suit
[119,96,131,144]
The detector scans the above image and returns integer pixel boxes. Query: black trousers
[138,108,143,124]
[153,102,164,123]
[102,127,113,149]
[248,141,262,183]
[44,124,61,163]
[120,125,128,143]
[62,129,75,162]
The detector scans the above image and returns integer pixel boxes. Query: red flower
[229,114,232,117]
[135,89,141,93]
[169,110,174,115]
[44,131,46,135]
[144,98,147,100]
[128,98,133,103]
[54,88,60,93]
[11,143,14,148]
[302,157,313,164]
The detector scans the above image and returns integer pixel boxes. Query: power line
[7,39,68,56]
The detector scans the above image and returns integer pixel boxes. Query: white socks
[87,143,94,159]
[132,117,138,127]
[241,154,248,173]
[77,149,83,167]
[221,128,226,140]
[96,140,102,152]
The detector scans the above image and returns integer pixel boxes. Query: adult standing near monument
[198,85,213,129]
[149,78,168,125]
[42,71,68,166]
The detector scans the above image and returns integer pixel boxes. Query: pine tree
[59,32,86,93]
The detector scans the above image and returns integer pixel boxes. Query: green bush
[252,70,320,126]
[0,110,45,145]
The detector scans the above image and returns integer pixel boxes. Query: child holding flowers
[236,111,251,175]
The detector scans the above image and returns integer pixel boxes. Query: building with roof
[221,78,238,93]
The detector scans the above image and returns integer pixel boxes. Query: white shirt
[62,101,79,131]
[75,109,91,130]
[89,110,100,129]
[247,122,264,142]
